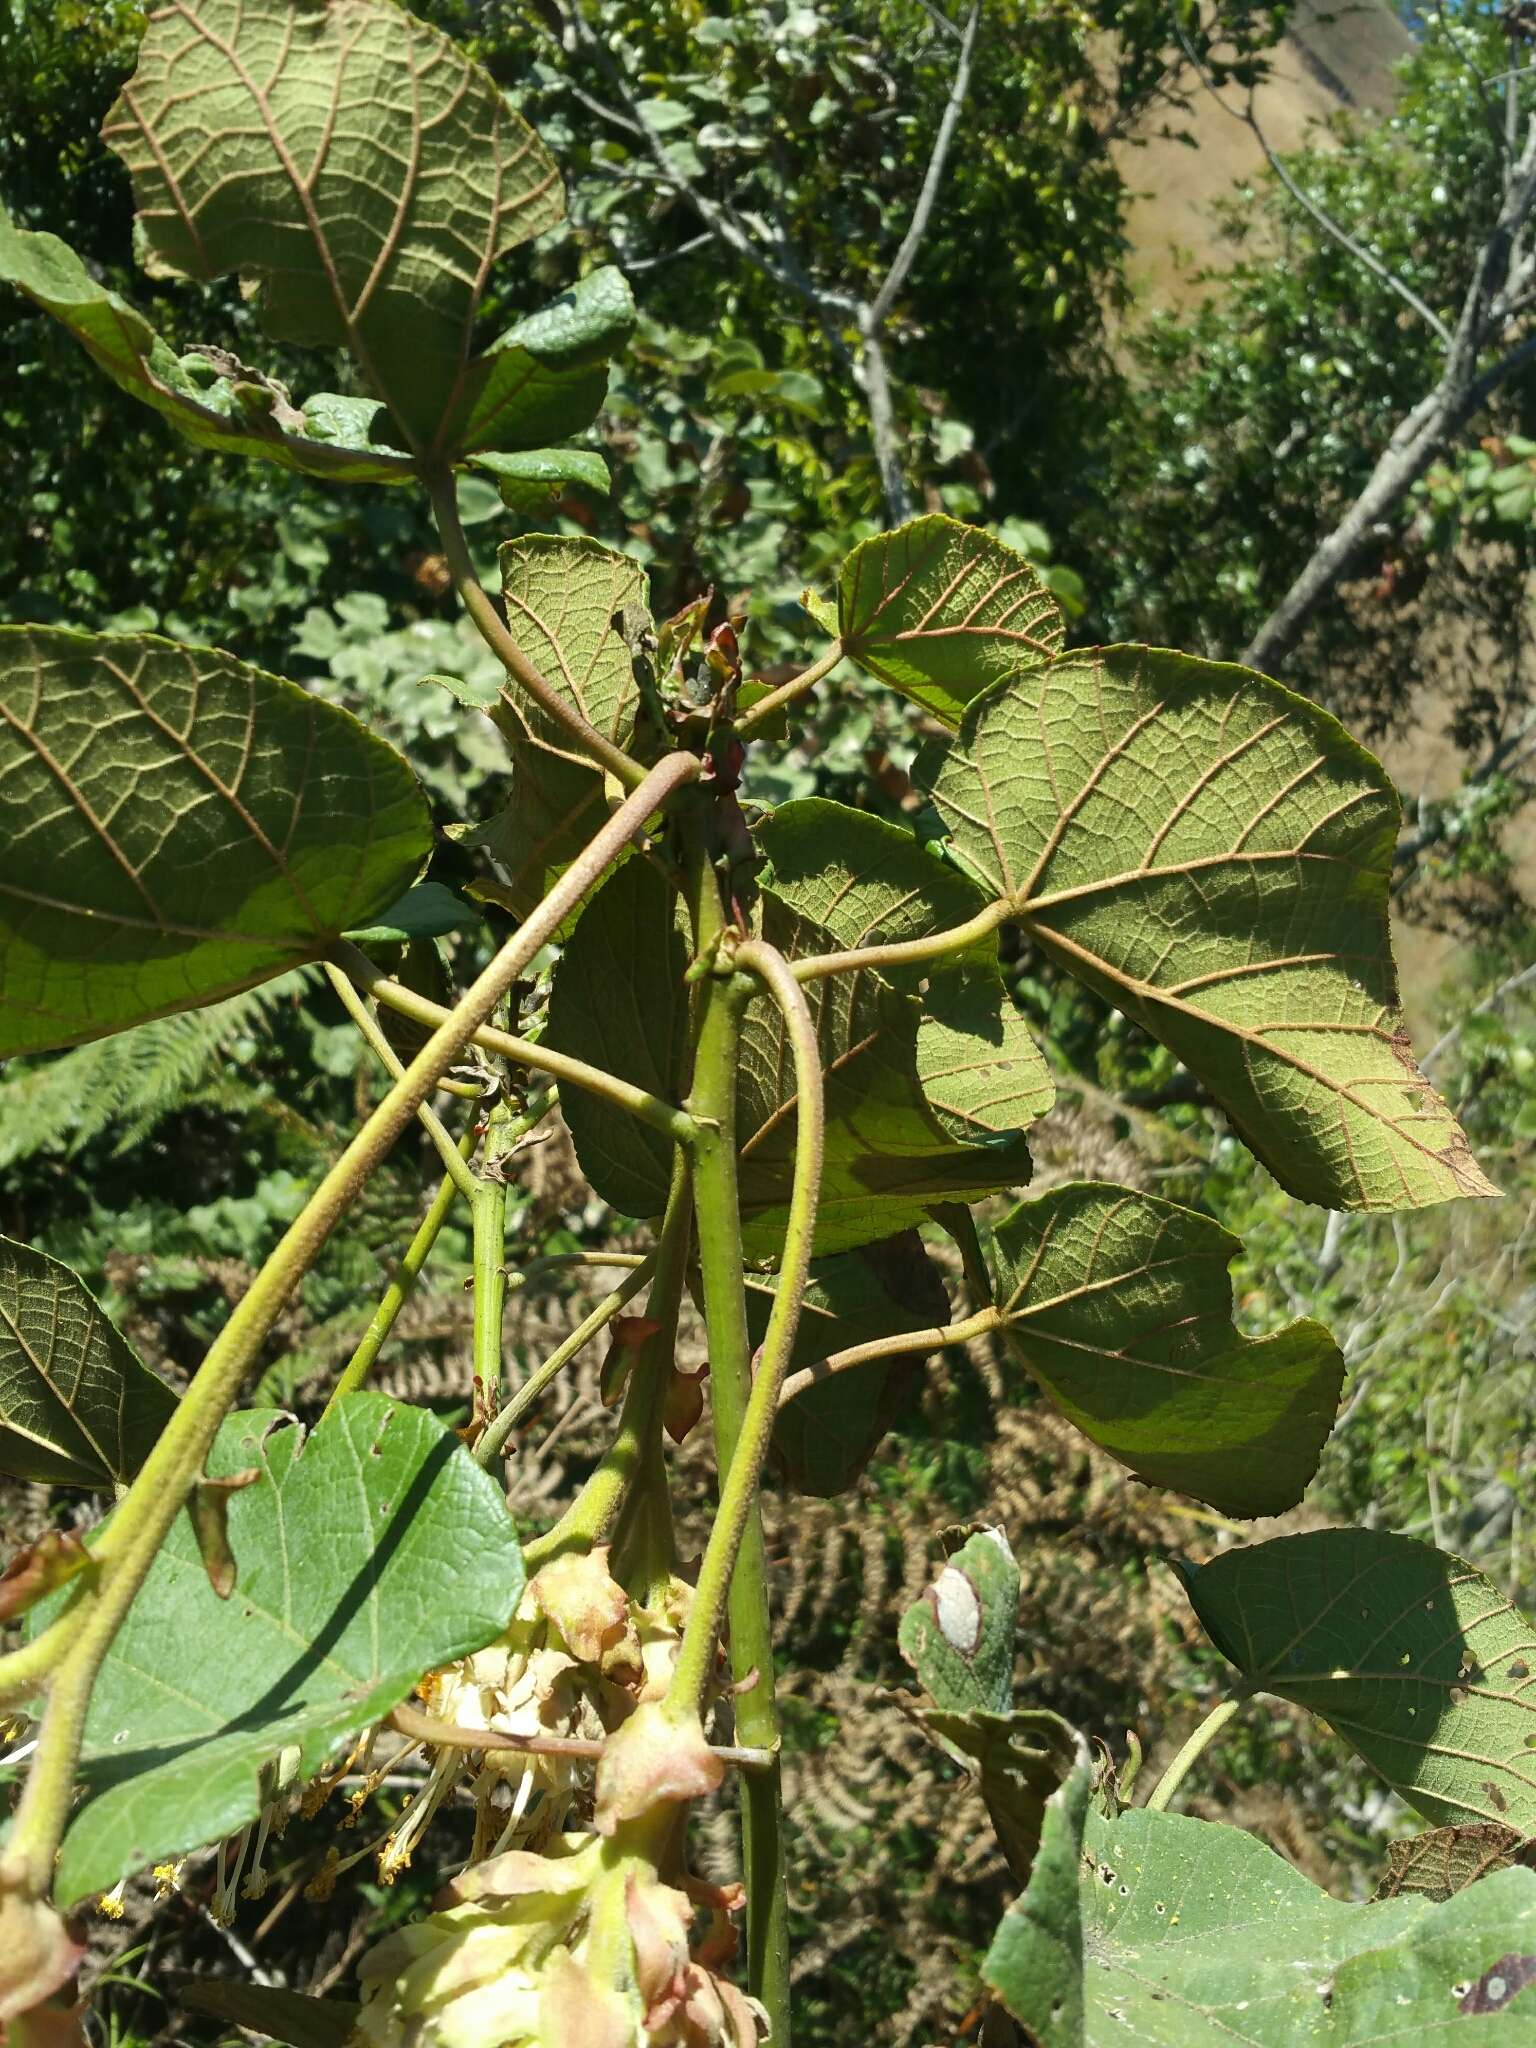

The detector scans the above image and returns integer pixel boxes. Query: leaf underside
[986,1796,1536,2043]
[916,646,1494,1212]
[0,1236,175,1487]
[0,626,430,1056]
[991,1183,1344,1517]
[45,1395,524,1907]
[1181,1529,1536,1832]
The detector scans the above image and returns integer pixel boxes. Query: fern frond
[0,972,313,1169]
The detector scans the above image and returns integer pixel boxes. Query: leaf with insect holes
[748,1232,952,1496]
[0,627,430,1056]
[900,1527,1021,1714]
[986,1798,1536,2044]
[1180,1529,1536,1832]
[839,516,1064,725]
[102,0,591,459]
[989,1184,1343,1516]
[0,1238,175,1487]
[0,208,413,484]
[915,645,1494,1211]
[31,1395,524,1908]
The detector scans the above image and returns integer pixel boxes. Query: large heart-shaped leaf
[749,1232,952,1495]
[915,645,1494,1211]
[987,1797,1536,2043]
[0,627,430,1055]
[1181,1530,1536,1831]
[43,1395,524,1907]
[0,210,412,484]
[839,517,1063,726]
[990,1184,1343,1516]
[0,1238,175,1487]
[103,0,571,457]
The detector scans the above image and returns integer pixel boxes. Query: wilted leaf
[0,1237,174,1487]
[1180,1529,1536,1830]
[0,627,430,1055]
[103,0,572,457]
[985,1799,1536,2043]
[990,1184,1343,1516]
[839,516,1063,725]
[916,645,1494,1211]
[0,1531,92,1622]
[40,1395,524,1907]
[0,209,411,483]
[750,1232,952,1495]
[1376,1826,1536,1903]
[900,1527,1020,1714]
[914,1706,1087,1887]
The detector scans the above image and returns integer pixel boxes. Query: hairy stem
[734,641,844,736]
[1144,1697,1244,1813]
[0,754,696,1900]
[789,896,1009,983]
[428,472,644,789]
[320,1130,480,1422]
[471,1099,519,1408]
[322,962,479,1199]
[474,1257,656,1470]
[332,939,695,1147]
[777,1305,1001,1409]
[519,1150,693,1568]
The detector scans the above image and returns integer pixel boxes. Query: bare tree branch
[867,1,981,328]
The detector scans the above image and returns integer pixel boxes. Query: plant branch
[471,1098,518,1408]
[777,1305,1000,1409]
[867,2,980,328]
[387,1700,772,1770]
[0,754,697,1900]
[321,963,480,1199]
[427,471,645,789]
[735,642,845,736]
[331,939,696,1146]
[1144,1696,1244,1812]
[789,896,1009,983]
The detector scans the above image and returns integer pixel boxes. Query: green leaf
[899,1526,1021,1714]
[343,882,476,945]
[1180,1530,1536,1830]
[443,269,635,458]
[103,0,569,457]
[985,1799,1536,2043]
[471,447,613,518]
[750,1231,952,1495]
[0,208,413,484]
[917,961,1055,1141]
[547,856,692,1220]
[916,645,1495,1211]
[990,1184,1343,1516]
[455,747,611,926]
[497,535,647,762]
[839,515,1064,726]
[46,1394,524,1907]
[0,627,431,1056]
[911,1706,1088,1887]
[178,1982,360,2048]
[0,1238,174,1487]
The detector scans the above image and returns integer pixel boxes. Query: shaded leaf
[986,1799,1536,2044]
[900,1527,1020,1715]
[916,645,1493,1211]
[749,1232,952,1495]
[472,446,613,517]
[344,882,476,945]
[178,1981,361,2048]
[455,745,611,926]
[0,1237,175,1487]
[0,627,430,1056]
[1180,1530,1536,1830]
[917,961,1054,1141]
[41,1394,524,1907]
[991,1184,1342,1517]
[104,0,567,456]
[443,269,635,457]
[1376,1826,1536,1904]
[914,1706,1087,1888]
[0,209,412,483]
[839,516,1063,725]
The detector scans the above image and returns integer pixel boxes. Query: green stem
[474,1257,655,1470]
[1144,1697,1244,1813]
[332,940,695,1147]
[789,895,1009,984]
[777,1305,1001,1410]
[930,1202,995,1311]
[0,753,697,1901]
[322,962,479,1200]
[320,1130,480,1423]
[734,641,844,736]
[471,1099,518,1410]
[428,472,644,790]
[520,1150,693,1568]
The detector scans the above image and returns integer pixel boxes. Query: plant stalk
[777,1304,1001,1409]
[322,962,480,1199]
[789,895,1010,984]
[471,1098,519,1409]
[735,641,844,735]
[1144,1697,1244,1813]
[0,753,697,1900]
